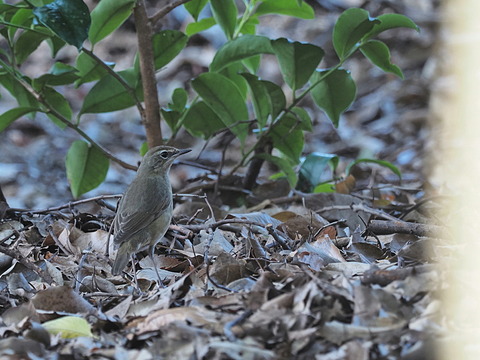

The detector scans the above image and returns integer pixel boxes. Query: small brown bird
[111,146,191,280]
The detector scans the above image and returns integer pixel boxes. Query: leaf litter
[0,182,443,359]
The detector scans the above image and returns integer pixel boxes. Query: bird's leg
[149,245,165,289]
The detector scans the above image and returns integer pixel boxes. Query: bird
[111,145,191,283]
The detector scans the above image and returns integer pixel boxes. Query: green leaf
[75,51,114,85]
[151,30,188,70]
[184,0,208,21]
[0,73,37,109]
[256,153,297,188]
[298,153,338,191]
[170,88,188,112]
[310,69,356,127]
[66,140,109,198]
[46,34,67,57]
[80,67,142,114]
[161,108,182,131]
[43,316,93,338]
[210,0,237,40]
[192,72,249,142]
[256,0,314,19]
[183,101,225,139]
[0,107,39,132]
[14,30,50,64]
[271,38,324,91]
[269,115,304,162]
[333,8,380,60]
[364,13,420,40]
[89,0,135,45]
[43,86,72,127]
[239,14,259,35]
[210,34,273,72]
[33,0,91,50]
[289,107,312,131]
[241,73,286,127]
[185,17,216,36]
[8,8,33,40]
[220,62,248,99]
[346,158,402,179]
[33,62,79,89]
[360,40,403,78]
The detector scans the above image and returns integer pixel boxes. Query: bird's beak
[176,148,192,156]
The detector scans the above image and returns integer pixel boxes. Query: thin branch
[10,194,122,215]
[134,0,163,148]
[150,0,193,26]
[81,48,145,120]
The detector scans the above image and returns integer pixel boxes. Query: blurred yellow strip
[437,0,480,359]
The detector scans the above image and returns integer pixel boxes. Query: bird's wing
[113,178,171,247]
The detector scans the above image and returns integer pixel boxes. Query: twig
[224,309,253,341]
[266,224,291,250]
[366,220,441,237]
[10,194,122,214]
[150,0,193,25]
[183,218,270,232]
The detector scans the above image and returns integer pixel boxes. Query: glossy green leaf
[75,51,113,85]
[184,0,208,21]
[210,0,237,40]
[360,40,403,78]
[8,8,33,40]
[192,72,249,142]
[256,153,297,188]
[289,107,312,131]
[271,38,324,91]
[298,153,338,191]
[183,101,225,139]
[0,107,39,132]
[333,8,379,60]
[364,13,420,40]
[210,34,273,72]
[46,34,67,57]
[161,108,182,131]
[220,62,248,99]
[310,69,356,127]
[89,0,135,45]
[66,140,109,198]
[256,0,314,19]
[242,73,286,127]
[80,67,142,114]
[346,158,402,179]
[43,86,72,127]
[151,30,188,70]
[14,31,50,64]
[170,88,188,112]
[33,62,79,89]
[33,0,91,49]
[269,115,304,162]
[0,73,37,109]
[185,17,216,36]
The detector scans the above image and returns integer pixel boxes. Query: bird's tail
[111,248,130,275]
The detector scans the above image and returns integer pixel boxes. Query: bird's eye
[159,151,169,159]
